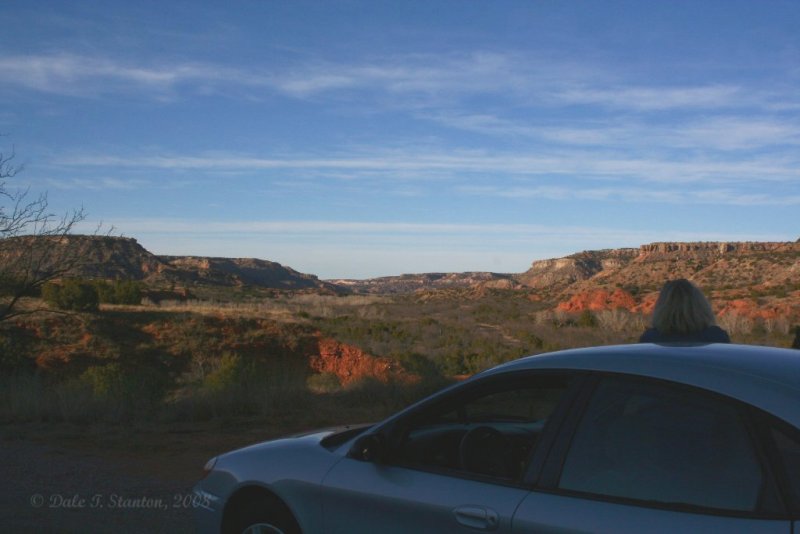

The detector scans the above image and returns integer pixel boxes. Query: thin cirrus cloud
[41,176,149,191]
[0,53,265,97]
[457,185,800,206]
[0,51,542,99]
[269,52,543,98]
[45,149,799,207]
[1,51,786,114]
[554,85,746,111]
[55,148,800,187]
[424,112,800,152]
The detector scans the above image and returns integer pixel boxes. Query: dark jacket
[639,325,731,344]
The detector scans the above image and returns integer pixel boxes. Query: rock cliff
[536,241,800,318]
[0,235,341,292]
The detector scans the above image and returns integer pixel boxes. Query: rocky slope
[515,248,639,290]
[1,235,340,293]
[8,235,798,320]
[158,255,341,292]
[311,337,416,385]
[532,241,800,320]
[329,272,520,294]
[518,241,799,291]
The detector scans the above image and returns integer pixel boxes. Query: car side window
[771,426,800,511]
[394,374,573,482]
[557,377,764,513]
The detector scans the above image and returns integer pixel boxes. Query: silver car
[194,343,800,533]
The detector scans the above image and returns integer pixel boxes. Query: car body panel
[194,344,800,533]
[513,491,790,533]
[195,431,347,534]
[321,457,530,533]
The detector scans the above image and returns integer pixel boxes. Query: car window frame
[535,371,794,521]
[751,408,800,519]
[376,369,589,489]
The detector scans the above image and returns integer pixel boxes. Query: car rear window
[557,377,764,513]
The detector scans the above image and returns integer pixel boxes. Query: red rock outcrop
[716,299,799,321]
[310,337,416,385]
[556,288,637,313]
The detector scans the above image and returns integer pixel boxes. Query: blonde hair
[651,279,717,335]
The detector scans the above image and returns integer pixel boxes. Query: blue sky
[2,1,798,279]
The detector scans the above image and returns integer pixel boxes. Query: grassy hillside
[2,289,797,428]
[2,237,799,432]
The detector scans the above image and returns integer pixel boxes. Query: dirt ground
[0,421,293,533]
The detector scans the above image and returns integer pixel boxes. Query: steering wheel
[458,425,513,478]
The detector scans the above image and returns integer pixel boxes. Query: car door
[765,423,800,534]
[513,374,793,533]
[320,372,581,534]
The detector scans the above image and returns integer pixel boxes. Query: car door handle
[453,505,499,531]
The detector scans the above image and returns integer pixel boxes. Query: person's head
[651,279,717,335]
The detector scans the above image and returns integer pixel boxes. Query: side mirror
[349,433,386,463]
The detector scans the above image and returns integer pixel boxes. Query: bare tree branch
[0,143,88,322]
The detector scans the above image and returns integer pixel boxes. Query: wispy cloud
[5,51,796,115]
[458,184,800,206]
[0,51,539,101]
[54,147,800,187]
[426,112,800,152]
[41,176,150,190]
[270,52,541,98]
[0,53,265,98]
[555,85,746,111]
[676,117,800,150]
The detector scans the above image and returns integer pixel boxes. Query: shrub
[80,362,167,419]
[43,279,99,312]
[577,310,599,328]
[93,279,143,305]
[202,352,244,393]
[0,274,36,297]
[112,280,143,305]
[0,334,33,375]
[396,352,441,379]
[41,282,61,307]
[92,281,116,303]
[307,372,342,393]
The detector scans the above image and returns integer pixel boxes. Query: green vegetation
[42,279,100,312]
[42,278,143,310]
[93,279,143,305]
[0,288,797,427]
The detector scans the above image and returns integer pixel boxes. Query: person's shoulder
[703,325,731,343]
[638,328,660,343]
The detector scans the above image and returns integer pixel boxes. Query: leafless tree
[0,143,86,321]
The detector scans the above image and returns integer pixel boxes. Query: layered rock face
[158,255,335,290]
[519,241,799,290]
[520,241,800,319]
[639,241,796,255]
[0,235,166,280]
[515,249,638,288]
[4,235,339,292]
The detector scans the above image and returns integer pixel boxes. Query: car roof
[485,343,800,429]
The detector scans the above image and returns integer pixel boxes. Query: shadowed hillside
[0,235,344,293]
